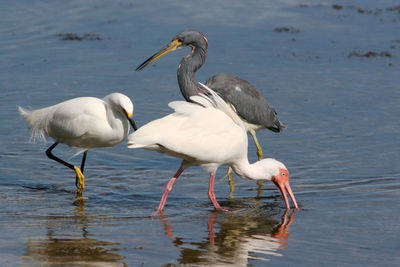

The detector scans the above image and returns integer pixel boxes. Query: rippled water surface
[1,0,400,266]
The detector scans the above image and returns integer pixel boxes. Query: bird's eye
[177,38,183,43]
[282,172,286,176]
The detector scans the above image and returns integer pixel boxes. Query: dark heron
[136,29,286,193]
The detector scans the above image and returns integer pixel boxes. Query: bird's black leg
[46,142,75,171]
[45,142,85,194]
[80,151,88,173]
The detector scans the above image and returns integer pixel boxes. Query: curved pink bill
[276,181,298,209]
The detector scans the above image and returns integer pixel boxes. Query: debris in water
[273,27,301,33]
[347,51,393,58]
[57,33,104,41]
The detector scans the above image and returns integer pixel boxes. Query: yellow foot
[74,166,85,194]
[227,167,235,199]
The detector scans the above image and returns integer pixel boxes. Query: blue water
[1,0,400,266]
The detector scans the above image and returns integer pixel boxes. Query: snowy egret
[19,93,137,194]
[127,84,297,213]
[136,29,286,192]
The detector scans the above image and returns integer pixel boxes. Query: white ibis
[127,84,297,213]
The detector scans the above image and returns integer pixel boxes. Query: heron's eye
[177,38,183,43]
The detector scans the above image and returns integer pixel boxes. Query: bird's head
[271,167,298,209]
[252,158,298,210]
[104,93,137,131]
[174,30,208,49]
[136,30,208,71]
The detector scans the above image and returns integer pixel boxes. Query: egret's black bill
[128,117,138,131]
[124,110,138,131]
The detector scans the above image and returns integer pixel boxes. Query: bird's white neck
[105,107,129,144]
[231,158,281,181]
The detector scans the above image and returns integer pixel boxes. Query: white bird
[127,84,297,213]
[19,92,137,194]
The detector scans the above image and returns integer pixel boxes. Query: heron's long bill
[273,179,298,209]
[136,39,182,71]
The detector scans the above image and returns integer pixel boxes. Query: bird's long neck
[177,44,208,101]
[231,158,275,181]
[232,158,260,180]
[105,104,129,142]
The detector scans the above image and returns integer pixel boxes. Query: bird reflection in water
[22,199,125,266]
[158,209,296,265]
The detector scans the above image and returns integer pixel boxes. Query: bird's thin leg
[208,173,228,212]
[80,151,87,172]
[249,130,264,192]
[75,151,87,194]
[157,168,184,214]
[227,167,235,198]
[46,142,75,170]
[45,142,85,194]
[249,129,263,160]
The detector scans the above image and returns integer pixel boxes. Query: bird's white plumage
[19,93,134,149]
[128,86,246,172]
[128,84,297,210]
[128,84,284,180]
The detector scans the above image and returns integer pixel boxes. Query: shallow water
[1,0,400,266]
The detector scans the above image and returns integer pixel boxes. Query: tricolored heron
[136,29,286,194]
[128,85,297,213]
[19,93,137,194]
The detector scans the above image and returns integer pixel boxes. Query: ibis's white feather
[127,87,247,167]
[127,84,290,183]
[195,83,245,129]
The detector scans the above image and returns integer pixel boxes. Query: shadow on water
[159,208,297,265]
[21,199,126,266]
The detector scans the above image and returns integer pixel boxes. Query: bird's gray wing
[205,73,286,132]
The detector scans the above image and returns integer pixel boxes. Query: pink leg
[157,168,184,213]
[208,173,228,212]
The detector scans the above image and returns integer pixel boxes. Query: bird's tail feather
[18,106,50,142]
[191,83,245,129]
[269,119,287,133]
